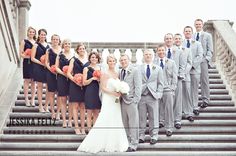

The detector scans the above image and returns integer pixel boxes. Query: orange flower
[40,54,46,64]
[24,49,32,56]
[74,73,83,84]
[93,70,101,78]
[50,65,56,73]
[62,65,69,74]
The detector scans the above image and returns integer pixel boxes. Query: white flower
[119,81,130,95]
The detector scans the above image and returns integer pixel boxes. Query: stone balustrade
[205,20,236,100]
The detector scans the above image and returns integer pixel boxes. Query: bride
[77,54,129,153]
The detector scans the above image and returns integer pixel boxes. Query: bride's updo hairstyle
[106,54,117,64]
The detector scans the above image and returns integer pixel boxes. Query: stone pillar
[119,48,126,55]
[130,48,137,63]
[18,0,31,42]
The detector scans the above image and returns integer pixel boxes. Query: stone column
[130,48,137,64]
[18,0,31,42]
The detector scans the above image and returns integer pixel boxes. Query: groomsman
[194,19,213,108]
[160,33,185,129]
[138,50,164,144]
[174,33,194,125]
[183,26,203,116]
[155,44,177,136]
[120,54,142,152]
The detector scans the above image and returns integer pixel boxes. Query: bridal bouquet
[113,80,130,103]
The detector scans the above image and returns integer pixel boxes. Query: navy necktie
[196,33,200,41]
[146,65,150,79]
[160,59,164,69]
[187,40,190,48]
[122,69,126,80]
[167,48,171,59]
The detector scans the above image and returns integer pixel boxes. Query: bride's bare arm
[100,73,121,97]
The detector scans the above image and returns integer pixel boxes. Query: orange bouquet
[50,65,56,73]
[62,65,69,74]
[24,49,31,56]
[93,70,101,78]
[74,73,83,84]
[40,54,46,64]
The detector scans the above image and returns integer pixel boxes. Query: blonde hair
[61,39,71,49]
[27,26,37,40]
[106,54,117,64]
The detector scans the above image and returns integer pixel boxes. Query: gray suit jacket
[178,47,192,82]
[198,31,213,67]
[120,64,142,105]
[140,64,164,100]
[154,58,178,92]
[183,40,203,74]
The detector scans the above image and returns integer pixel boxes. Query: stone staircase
[1,67,236,156]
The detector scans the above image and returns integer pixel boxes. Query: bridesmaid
[45,34,61,119]
[83,51,102,131]
[19,26,36,107]
[31,29,50,112]
[55,39,73,127]
[67,43,89,135]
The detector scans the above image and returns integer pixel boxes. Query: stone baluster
[108,48,115,54]
[97,48,103,63]
[130,48,137,63]
[119,48,126,55]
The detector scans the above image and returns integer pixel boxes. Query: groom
[119,54,142,152]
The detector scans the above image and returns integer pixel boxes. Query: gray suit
[180,46,193,118]
[183,39,203,111]
[138,64,164,141]
[154,58,177,131]
[120,64,142,150]
[195,32,213,104]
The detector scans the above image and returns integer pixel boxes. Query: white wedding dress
[77,78,129,153]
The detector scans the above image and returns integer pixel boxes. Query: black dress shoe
[193,110,200,116]
[150,139,158,145]
[166,130,172,137]
[139,139,145,143]
[200,102,208,108]
[187,116,194,122]
[159,123,164,128]
[175,123,181,129]
[126,147,135,152]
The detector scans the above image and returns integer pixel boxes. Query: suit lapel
[141,64,147,81]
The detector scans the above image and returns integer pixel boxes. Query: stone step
[3,126,236,135]
[1,134,236,142]
[14,100,235,107]
[12,105,236,113]
[7,112,236,120]
[15,94,232,102]
[0,142,236,151]
[6,120,236,127]
[1,151,236,156]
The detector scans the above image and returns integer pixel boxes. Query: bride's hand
[113,92,121,97]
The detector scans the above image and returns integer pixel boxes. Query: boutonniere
[182,47,185,50]
[127,69,131,74]
[152,65,156,70]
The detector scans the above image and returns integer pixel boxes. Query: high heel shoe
[39,107,45,113]
[74,128,81,135]
[51,113,56,119]
[56,113,60,120]
[81,128,86,135]
[68,121,72,128]
[62,121,67,128]
[30,99,35,107]
[25,99,30,107]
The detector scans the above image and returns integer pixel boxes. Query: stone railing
[71,42,162,64]
[204,20,236,100]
